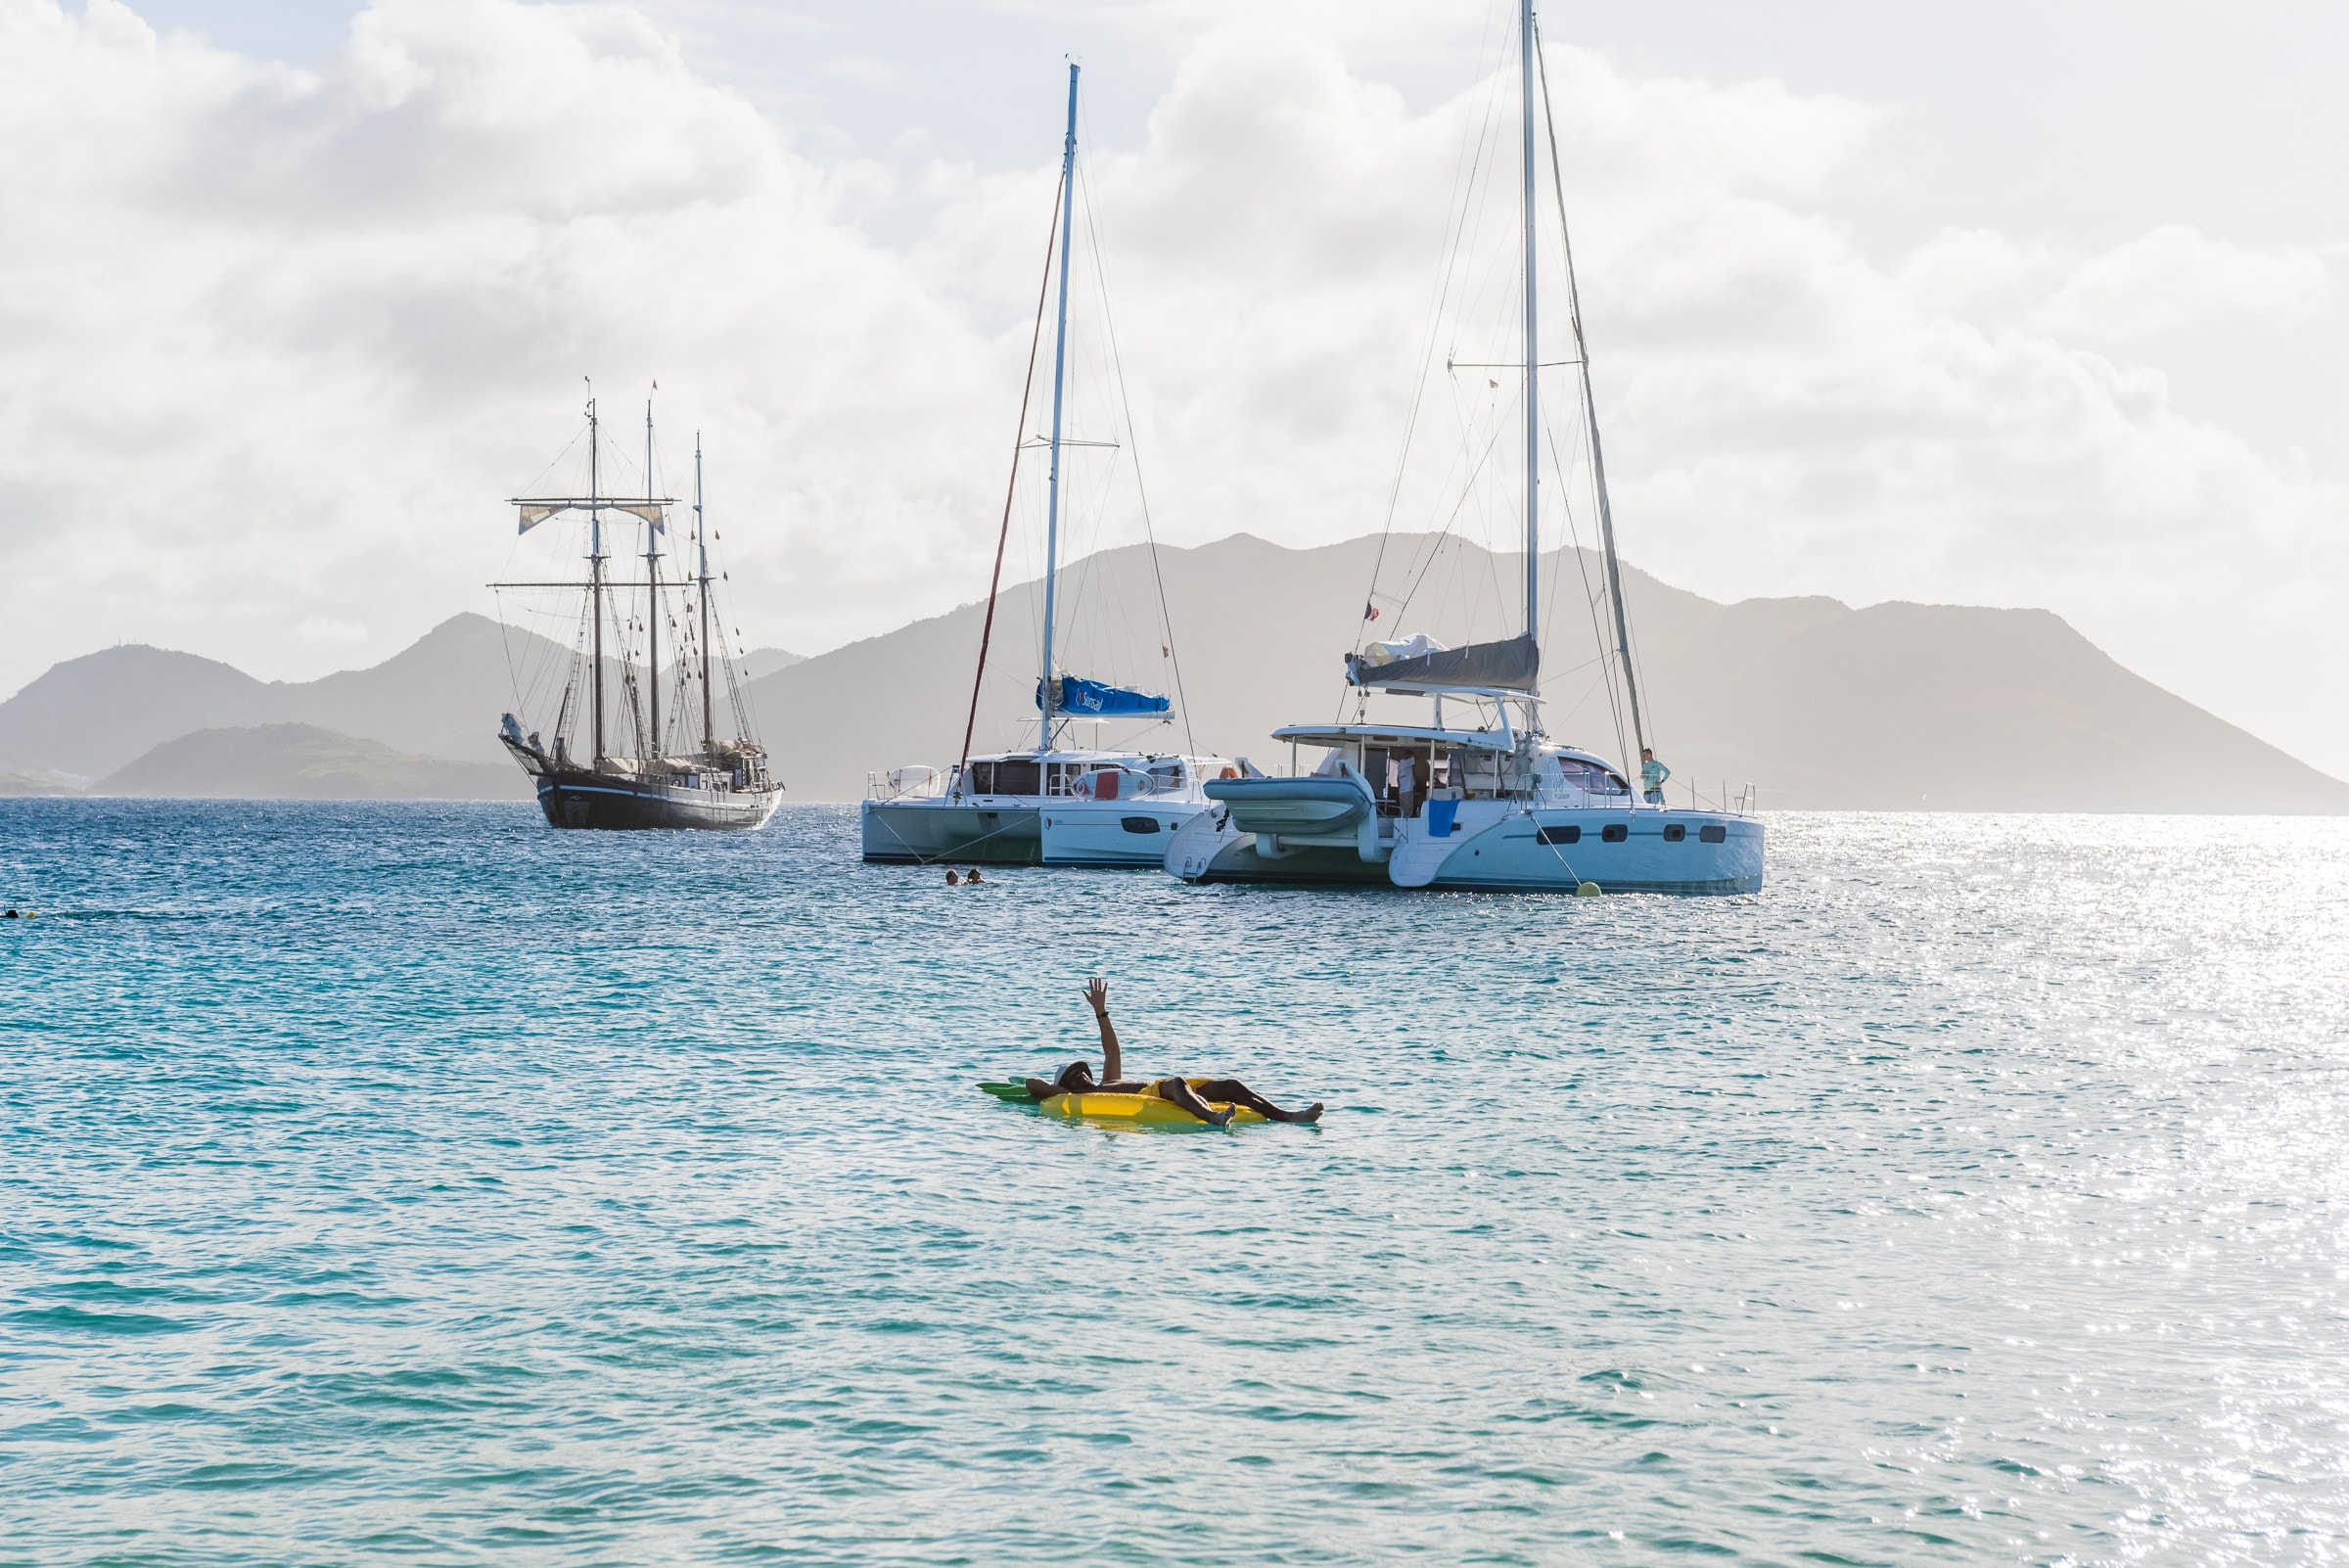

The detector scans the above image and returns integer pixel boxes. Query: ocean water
[3,801,2346,1566]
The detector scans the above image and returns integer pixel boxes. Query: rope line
[958,178,1063,777]
[1074,150,1199,761]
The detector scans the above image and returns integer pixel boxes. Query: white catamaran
[1167,1,1764,895]
[861,64,1232,869]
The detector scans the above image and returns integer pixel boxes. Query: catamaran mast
[645,393,660,762]
[1533,16,1649,762]
[588,395,606,764]
[696,435,714,761]
[1037,62,1079,752]
[1520,0,1541,657]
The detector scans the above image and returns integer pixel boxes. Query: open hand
[1084,977,1110,1015]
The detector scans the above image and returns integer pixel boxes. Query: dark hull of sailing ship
[534,769,776,831]
[500,735,781,831]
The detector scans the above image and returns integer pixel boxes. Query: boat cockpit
[1269,725,1635,818]
[951,752,1233,802]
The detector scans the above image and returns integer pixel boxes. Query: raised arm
[1084,977,1122,1084]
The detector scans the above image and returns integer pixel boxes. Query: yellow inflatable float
[979,1079,1267,1128]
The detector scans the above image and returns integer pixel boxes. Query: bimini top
[1270,722,1518,754]
[1038,674,1173,716]
[1345,632,1538,693]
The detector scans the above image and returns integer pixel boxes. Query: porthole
[1601,823,1627,843]
[1700,824,1727,844]
[1122,816,1161,835]
[1663,823,1686,843]
[1538,824,1581,846]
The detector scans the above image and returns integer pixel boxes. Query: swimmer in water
[945,869,961,886]
[1023,978,1322,1125]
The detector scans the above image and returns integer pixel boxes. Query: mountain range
[94,723,527,800]
[1,531,2339,812]
[0,620,797,784]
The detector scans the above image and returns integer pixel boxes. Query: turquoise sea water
[4,801,2346,1565]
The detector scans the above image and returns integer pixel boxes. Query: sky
[4,0,2344,776]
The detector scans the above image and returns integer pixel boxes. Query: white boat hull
[1040,799,1215,867]
[1170,801,1763,895]
[1402,807,1763,894]
[861,789,1222,869]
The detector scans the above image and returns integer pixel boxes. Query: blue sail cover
[1038,674,1173,715]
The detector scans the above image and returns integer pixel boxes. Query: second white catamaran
[861,64,1231,868]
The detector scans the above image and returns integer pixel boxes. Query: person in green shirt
[1640,748,1670,805]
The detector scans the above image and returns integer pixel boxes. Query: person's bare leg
[1189,1078,1322,1124]
[1152,1077,1233,1127]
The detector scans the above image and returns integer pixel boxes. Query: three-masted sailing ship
[494,396,782,831]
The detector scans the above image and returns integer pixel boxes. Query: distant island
[94,723,528,801]
[1,532,2340,812]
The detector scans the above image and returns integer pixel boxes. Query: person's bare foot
[1281,1102,1324,1125]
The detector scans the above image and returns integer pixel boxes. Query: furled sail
[1345,632,1539,692]
[516,501,666,534]
[1039,674,1173,715]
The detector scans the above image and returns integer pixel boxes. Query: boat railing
[1673,779,1759,816]
[1527,777,1760,815]
[1688,780,1759,816]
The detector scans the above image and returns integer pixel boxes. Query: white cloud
[1,0,2343,775]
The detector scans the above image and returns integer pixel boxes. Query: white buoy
[1576,881,1601,898]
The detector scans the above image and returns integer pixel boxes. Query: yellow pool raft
[979,1079,1268,1128]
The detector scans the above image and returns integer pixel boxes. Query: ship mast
[588,395,606,764]
[696,435,714,762]
[645,392,660,763]
[1520,0,1541,659]
[1036,62,1079,753]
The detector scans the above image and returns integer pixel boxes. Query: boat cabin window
[968,761,994,794]
[1556,759,1629,796]
[1455,750,1501,797]
[1148,761,1184,792]
[992,759,1040,796]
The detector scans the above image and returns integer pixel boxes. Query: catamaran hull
[531,769,782,831]
[1167,804,1763,894]
[1181,839,1392,886]
[860,800,1043,865]
[1415,810,1764,895]
[1039,801,1216,867]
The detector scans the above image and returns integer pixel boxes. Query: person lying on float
[1021,979,1322,1126]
